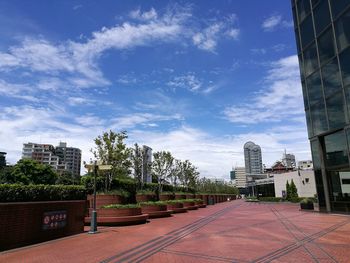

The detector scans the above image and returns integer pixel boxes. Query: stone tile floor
[1,200,349,263]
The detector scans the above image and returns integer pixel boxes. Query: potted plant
[300,198,314,210]
[139,201,172,218]
[136,190,157,202]
[312,194,319,212]
[165,200,187,213]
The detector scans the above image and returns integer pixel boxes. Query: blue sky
[0,0,311,178]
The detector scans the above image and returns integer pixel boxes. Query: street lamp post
[89,161,98,234]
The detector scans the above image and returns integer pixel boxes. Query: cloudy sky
[0,0,311,179]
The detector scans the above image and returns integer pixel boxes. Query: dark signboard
[42,210,67,230]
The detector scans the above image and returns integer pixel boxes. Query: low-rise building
[274,170,317,198]
[298,160,313,170]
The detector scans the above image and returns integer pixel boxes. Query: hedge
[0,184,87,202]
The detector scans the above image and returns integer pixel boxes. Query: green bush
[0,184,87,202]
[102,204,140,209]
[300,197,316,204]
[96,189,130,197]
[136,190,156,195]
[139,201,167,206]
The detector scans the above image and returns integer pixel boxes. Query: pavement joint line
[100,203,241,263]
[161,249,240,262]
[253,216,350,263]
[119,204,240,263]
[270,207,320,263]
[100,203,236,263]
[273,207,339,263]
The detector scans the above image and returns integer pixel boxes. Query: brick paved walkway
[1,200,350,262]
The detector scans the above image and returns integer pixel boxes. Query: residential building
[292,0,350,212]
[244,141,263,175]
[282,151,296,168]
[298,160,313,170]
[0,152,6,168]
[22,142,81,177]
[142,145,152,183]
[55,142,82,177]
[230,170,236,180]
[234,167,247,189]
[274,170,317,198]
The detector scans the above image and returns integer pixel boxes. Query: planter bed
[87,194,124,209]
[159,194,175,201]
[84,207,148,226]
[140,203,172,218]
[136,194,156,202]
[166,202,187,213]
[194,200,206,208]
[182,201,198,210]
[175,194,186,200]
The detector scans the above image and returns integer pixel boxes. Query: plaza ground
[1,200,350,263]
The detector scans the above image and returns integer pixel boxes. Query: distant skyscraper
[282,151,296,169]
[244,141,263,175]
[292,0,350,213]
[0,152,6,168]
[142,145,152,183]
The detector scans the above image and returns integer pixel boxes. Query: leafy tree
[0,166,15,184]
[286,180,290,200]
[178,160,199,190]
[9,159,58,185]
[289,179,298,200]
[152,151,174,198]
[56,171,80,185]
[91,130,132,191]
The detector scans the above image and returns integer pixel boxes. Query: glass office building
[292,0,350,212]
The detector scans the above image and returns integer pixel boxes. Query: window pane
[306,70,323,105]
[321,58,342,97]
[302,81,309,109]
[344,84,350,117]
[311,0,320,8]
[305,109,313,138]
[310,101,328,134]
[300,15,315,49]
[318,27,336,65]
[313,0,331,36]
[298,54,305,80]
[295,29,302,54]
[324,131,348,167]
[326,91,346,129]
[335,9,350,53]
[304,42,319,76]
[330,0,350,19]
[311,140,321,169]
[339,47,350,86]
[297,0,311,22]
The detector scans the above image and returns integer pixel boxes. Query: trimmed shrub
[102,204,140,209]
[259,197,283,202]
[139,201,167,206]
[96,189,130,198]
[0,184,87,202]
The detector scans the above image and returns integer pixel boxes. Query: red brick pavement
[1,200,349,263]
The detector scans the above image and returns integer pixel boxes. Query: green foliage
[131,143,143,190]
[91,130,132,190]
[196,177,239,195]
[139,201,167,206]
[136,190,156,195]
[102,204,140,209]
[300,198,313,204]
[0,166,15,184]
[289,179,298,199]
[0,184,86,202]
[56,171,80,185]
[152,151,174,195]
[96,189,130,197]
[245,196,259,202]
[286,180,290,199]
[4,159,58,185]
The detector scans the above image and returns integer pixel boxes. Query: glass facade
[292,0,350,213]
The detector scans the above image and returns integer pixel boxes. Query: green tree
[178,160,199,190]
[289,179,298,200]
[0,166,15,184]
[131,143,143,190]
[10,159,58,185]
[56,171,80,185]
[152,151,174,198]
[91,130,132,191]
[286,180,290,200]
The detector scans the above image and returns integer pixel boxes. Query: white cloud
[168,73,202,92]
[224,55,303,124]
[250,48,267,55]
[225,28,240,39]
[129,8,158,21]
[262,14,293,32]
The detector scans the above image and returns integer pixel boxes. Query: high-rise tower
[244,141,263,175]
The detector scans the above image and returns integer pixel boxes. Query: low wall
[0,200,86,251]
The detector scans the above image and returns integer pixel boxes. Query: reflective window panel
[339,47,350,86]
[324,131,349,167]
[300,15,315,49]
[326,91,346,129]
[306,70,323,105]
[317,27,336,66]
[335,8,350,53]
[304,42,319,77]
[313,0,331,36]
[330,0,350,20]
[297,0,311,23]
[310,101,328,135]
[321,58,342,97]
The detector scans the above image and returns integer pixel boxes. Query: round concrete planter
[175,194,186,200]
[140,204,172,218]
[182,201,198,210]
[166,203,187,213]
[159,194,175,201]
[195,200,206,208]
[85,207,148,226]
[186,194,195,199]
[136,194,156,202]
[87,194,124,209]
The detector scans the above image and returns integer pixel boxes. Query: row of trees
[91,130,200,194]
